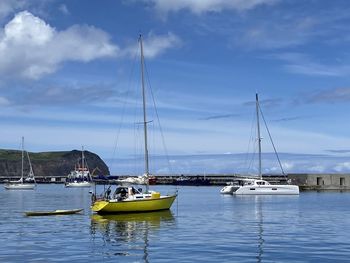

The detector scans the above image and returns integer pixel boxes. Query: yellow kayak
[25,208,84,216]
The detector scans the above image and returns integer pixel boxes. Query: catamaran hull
[65,182,92,188]
[220,185,240,194]
[234,185,299,195]
[4,184,36,190]
[91,195,177,214]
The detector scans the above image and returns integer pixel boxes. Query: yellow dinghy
[25,208,84,216]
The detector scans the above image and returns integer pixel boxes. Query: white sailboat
[4,137,36,190]
[65,146,92,188]
[221,94,299,195]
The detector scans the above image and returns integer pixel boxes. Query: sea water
[0,184,349,262]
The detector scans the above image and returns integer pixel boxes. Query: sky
[1,0,350,175]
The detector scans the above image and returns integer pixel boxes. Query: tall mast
[21,136,24,183]
[81,146,84,170]
[256,93,262,180]
[139,34,150,178]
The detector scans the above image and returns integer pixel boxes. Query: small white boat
[5,179,36,190]
[116,174,148,185]
[4,137,36,190]
[65,146,92,188]
[65,181,92,188]
[220,182,240,194]
[25,208,84,216]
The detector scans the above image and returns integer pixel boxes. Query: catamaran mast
[256,93,262,180]
[139,35,150,181]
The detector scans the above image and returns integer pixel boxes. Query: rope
[143,60,174,176]
[258,104,285,176]
[110,48,138,174]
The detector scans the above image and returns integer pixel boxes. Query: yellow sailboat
[91,35,177,214]
[91,187,176,213]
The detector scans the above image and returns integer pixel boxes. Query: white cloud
[59,4,70,15]
[334,162,350,172]
[142,0,278,15]
[0,12,181,79]
[269,53,350,77]
[281,161,294,171]
[106,152,350,175]
[305,87,350,104]
[307,165,326,173]
[0,11,118,79]
[122,32,181,58]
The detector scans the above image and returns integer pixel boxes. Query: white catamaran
[220,94,299,195]
[4,137,36,190]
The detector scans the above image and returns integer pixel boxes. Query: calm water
[1,185,350,262]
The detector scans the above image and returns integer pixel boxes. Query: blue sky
[1,0,350,175]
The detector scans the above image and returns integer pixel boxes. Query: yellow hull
[91,195,177,214]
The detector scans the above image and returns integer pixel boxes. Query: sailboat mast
[139,34,150,177]
[256,93,262,180]
[21,136,24,183]
[81,146,84,170]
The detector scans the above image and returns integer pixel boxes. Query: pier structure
[288,173,350,190]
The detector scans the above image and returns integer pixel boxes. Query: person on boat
[104,187,111,200]
[128,187,135,196]
[113,187,128,201]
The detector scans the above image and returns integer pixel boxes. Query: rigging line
[110,48,138,173]
[247,140,258,176]
[132,123,138,175]
[258,104,285,176]
[143,60,174,175]
[149,120,155,173]
[243,105,257,172]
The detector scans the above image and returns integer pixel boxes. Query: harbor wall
[288,173,350,190]
[2,173,350,190]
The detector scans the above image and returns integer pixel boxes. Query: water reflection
[90,210,174,262]
[255,197,264,263]
[234,196,265,263]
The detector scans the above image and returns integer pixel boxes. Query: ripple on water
[1,186,350,262]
